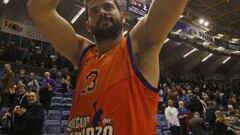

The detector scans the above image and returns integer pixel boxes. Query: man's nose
[99,8,107,17]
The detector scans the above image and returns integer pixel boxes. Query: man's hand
[27,0,59,14]
[13,106,27,116]
[47,83,53,91]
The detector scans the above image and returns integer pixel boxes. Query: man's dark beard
[91,18,122,42]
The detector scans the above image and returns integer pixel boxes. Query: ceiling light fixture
[3,0,9,4]
[164,38,170,44]
[204,21,209,27]
[202,53,213,62]
[199,19,204,24]
[70,8,85,24]
[222,57,231,64]
[183,48,198,58]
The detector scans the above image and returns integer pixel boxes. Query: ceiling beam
[199,0,226,13]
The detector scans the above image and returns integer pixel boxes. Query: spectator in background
[9,83,29,110]
[181,90,190,105]
[165,99,180,135]
[215,111,232,135]
[188,95,204,116]
[27,72,40,93]
[1,64,15,107]
[10,91,44,135]
[227,104,236,117]
[205,100,217,132]
[178,101,189,135]
[2,82,28,135]
[187,89,193,97]
[39,72,57,110]
[189,112,206,135]
[17,69,28,86]
[60,74,71,94]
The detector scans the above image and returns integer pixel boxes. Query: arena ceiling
[185,0,240,40]
[0,0,239,77]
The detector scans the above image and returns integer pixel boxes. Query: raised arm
[130,0,188,88]
[27,0,94,66]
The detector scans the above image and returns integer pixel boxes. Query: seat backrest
[61,120,68,133]
[48,110,62,120]
[47,124,61,134]
[50,103,63,111]
[51,97,63,103]
[63,98,72,103]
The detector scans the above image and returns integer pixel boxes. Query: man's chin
[98,24,113,30]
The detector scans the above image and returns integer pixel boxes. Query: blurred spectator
[10,91,44,135]
[60,74,71,94]
[215,111,232,135]
[181,90,190,105]
[2,64,15,94]
[39,72,57,110]
[188,95,204,116]
[2,82,28,135]
[189,112,206,135]
[17,69,28,86]
[205,100,218,131]
[1,64,15,107]
[27,72,40,93]
[165,99,180,135]
[178,101,189,135]
[227,104,236,117]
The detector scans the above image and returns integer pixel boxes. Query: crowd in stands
[157,79,240,135]
[0,62,240,135]
[0,42,73,70]
[0,63,73,135]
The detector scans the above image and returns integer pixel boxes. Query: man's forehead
[28,93,36,96]
[87,0,116,7]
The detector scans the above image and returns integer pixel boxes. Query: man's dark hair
[84,0,121,18]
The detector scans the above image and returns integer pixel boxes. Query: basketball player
[27,0,188,134]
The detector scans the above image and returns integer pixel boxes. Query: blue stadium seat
[52,92,64,98]
[51,97,63,104]
[48,110,62,120]
[63,90,73,98]
[62,103,71,111]
[50,103,63,110]
[44,110,48,121]
[45,120,61,134]
[162,130,171,135]
[63,97,72,103]
[61,120,68,133]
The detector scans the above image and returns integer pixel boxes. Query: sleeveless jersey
[68,35,159,135]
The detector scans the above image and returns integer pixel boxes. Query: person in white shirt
[164,99,180,135]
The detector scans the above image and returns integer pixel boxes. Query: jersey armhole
[126,34,159,93]
[78,45,95,69]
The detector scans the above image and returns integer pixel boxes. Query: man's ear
[120,12,127,24]
[85,21,92,33]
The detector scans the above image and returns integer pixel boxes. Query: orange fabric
[68,37,159,135]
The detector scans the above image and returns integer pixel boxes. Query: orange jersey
[68,35,159,135]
